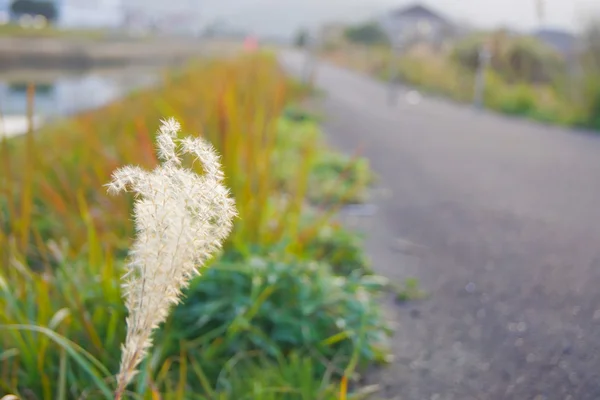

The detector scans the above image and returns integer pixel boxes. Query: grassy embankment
[0,51,390,399]
[322,41,600,131]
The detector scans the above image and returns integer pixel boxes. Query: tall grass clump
[0,52,389,399]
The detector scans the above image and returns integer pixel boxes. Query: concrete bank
[0,37,242,70]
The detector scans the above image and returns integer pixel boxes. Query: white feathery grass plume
[106,118,237,399]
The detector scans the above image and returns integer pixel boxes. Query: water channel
[0,65,163,138]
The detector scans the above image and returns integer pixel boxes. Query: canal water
[0,66,161,138]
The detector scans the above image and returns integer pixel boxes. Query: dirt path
[280,50,600,400]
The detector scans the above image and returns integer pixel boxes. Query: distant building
[532,28,577,59]
[120,0,201,35]
[202,21,247,40]
[380,3,456,49]
[57,0,124,29]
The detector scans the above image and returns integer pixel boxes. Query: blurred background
[3,1,600,400]
[1,0,599,135]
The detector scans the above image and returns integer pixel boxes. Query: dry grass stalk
[106,118,237,399]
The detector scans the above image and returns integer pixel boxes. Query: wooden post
[26,82,35,135]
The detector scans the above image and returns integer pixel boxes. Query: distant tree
[10,0,57,22]
[579,20,600,128]
[451,32,564,83]
[582,22,600,68]
[294,28,309,48]
[344,22,389,46]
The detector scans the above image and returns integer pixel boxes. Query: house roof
[532,28,576,56]
[389,3,449,24]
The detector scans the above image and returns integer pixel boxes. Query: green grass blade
[0,324,113,398]
[56,348,67,400]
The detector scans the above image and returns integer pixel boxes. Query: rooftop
[532,27,577,55]
[389,3,449,24]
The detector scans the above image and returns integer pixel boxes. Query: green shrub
[194,353,346,400]
[344,22,389,46]
[0,222,384,398]
[163,253,390,384]
[273,116,374,205]
[578,24,600,129]
[497,84,537,116]
[272,116,320,191]
[308,151,374,205]
[579,75,600,130]
[303,223,372,275]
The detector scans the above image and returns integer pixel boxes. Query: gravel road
[279,50,600,400]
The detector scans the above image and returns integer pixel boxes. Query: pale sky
[199,0,600,38]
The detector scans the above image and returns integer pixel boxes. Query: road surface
[279,50,600,400]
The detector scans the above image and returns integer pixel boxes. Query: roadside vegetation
[0,22,110,39]
[320,21,600,131]
[0,53,389,399]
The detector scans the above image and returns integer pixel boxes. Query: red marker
[244,35,258,51]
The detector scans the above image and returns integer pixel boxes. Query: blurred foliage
[577,20,600,130]
[394,278,427,303]
[308,152,374,206]
[303,223,372,276]
[2,53,323,259]
[0,53,389,399]
[324,22,600,131]
[10,0,57,21]
[163,254,389,382]
[451,31,565,84]
[272,113,374,206]
[581,23,600,68]
[322,37,585,128]
[294,28,310,48]
[187,352,376,400]
[344,22,389,47]
[387,51,474,102]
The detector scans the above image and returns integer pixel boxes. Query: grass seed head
[107,117,237,396]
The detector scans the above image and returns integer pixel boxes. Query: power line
[536,0,545,27]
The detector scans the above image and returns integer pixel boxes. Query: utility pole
[385,20,425,106]
[473,42,491,109]
[536,0,545,28]
[386,37,404,106]
[385,25,411,107]
[302,30,319,87]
